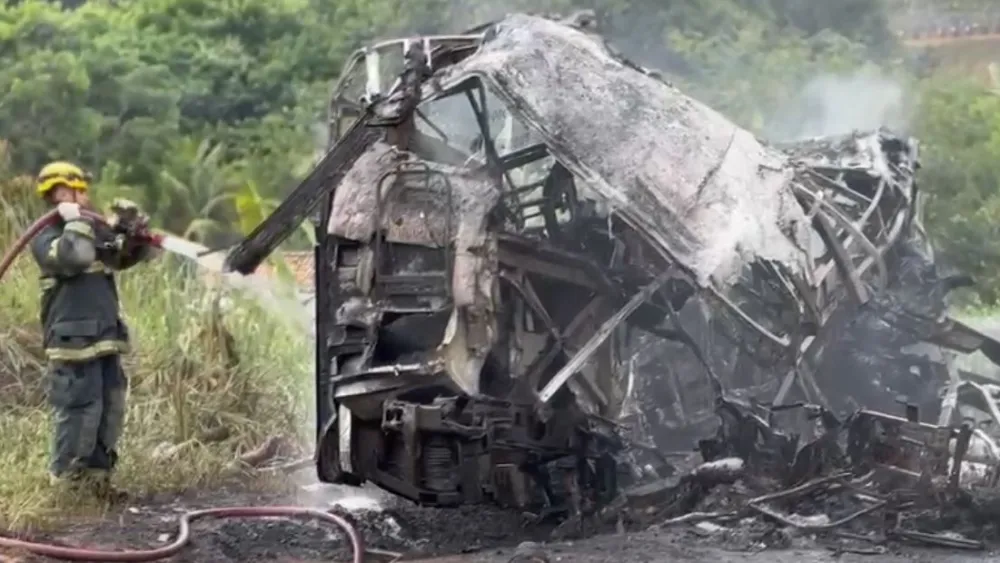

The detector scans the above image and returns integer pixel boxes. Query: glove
[56,202,82,221]
[108,198,149,232]
[111,197,139,211]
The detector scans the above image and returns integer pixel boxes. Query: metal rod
[539,268,673,403]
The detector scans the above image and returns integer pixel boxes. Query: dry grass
[0,190,313,531]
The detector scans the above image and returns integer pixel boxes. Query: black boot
[87,470,130,505]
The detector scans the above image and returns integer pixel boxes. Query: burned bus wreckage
[224,12,1000,532]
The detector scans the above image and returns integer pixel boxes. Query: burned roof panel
[433,14,812,286]
[783,129,919,185]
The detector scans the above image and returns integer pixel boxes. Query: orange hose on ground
[0,506,365,562]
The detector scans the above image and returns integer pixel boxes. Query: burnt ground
[2,471,999,563]
[1,473,552,563]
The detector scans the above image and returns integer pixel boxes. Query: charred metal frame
[304,32,635,511]
[223,13,1000,513]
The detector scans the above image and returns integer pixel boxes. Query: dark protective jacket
[30,216,152,362]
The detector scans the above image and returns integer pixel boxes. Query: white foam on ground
[331,495,382,511]
[700,458,744,472]
[298,481,410,543]
[300,482,385,512]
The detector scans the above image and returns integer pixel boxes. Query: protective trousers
[47,354,128,481]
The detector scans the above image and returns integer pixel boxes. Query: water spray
[0,206,239,285]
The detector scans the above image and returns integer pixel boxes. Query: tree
[913,76,1000,303]
[1,0,997,286]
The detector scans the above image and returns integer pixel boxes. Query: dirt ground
[2,471,998,563]
[1,476,550,562]
[415,537,998,563]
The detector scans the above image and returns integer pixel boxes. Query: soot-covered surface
[5,477,554,562]
[5,476,1000,563]
[437,14,810,287]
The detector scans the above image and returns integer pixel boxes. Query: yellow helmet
[36,161,91,198]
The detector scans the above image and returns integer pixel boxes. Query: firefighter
[29,161,156,502]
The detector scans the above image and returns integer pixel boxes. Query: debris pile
[608,394,1000,553]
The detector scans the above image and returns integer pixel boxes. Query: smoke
[312,121,329,159]
[762,66,914,142]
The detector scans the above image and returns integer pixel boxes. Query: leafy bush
[912,74,1000,304]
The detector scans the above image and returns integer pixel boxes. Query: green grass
[0,184,312,531]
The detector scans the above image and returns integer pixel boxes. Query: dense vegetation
[1,0,997,295]
[0,0,998,528]
[1,0,996,296]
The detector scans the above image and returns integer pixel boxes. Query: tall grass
[0,176,312,530]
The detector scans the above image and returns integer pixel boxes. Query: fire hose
[0,208,166,283]
[0,507,365,562]
[0,210,368,563]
